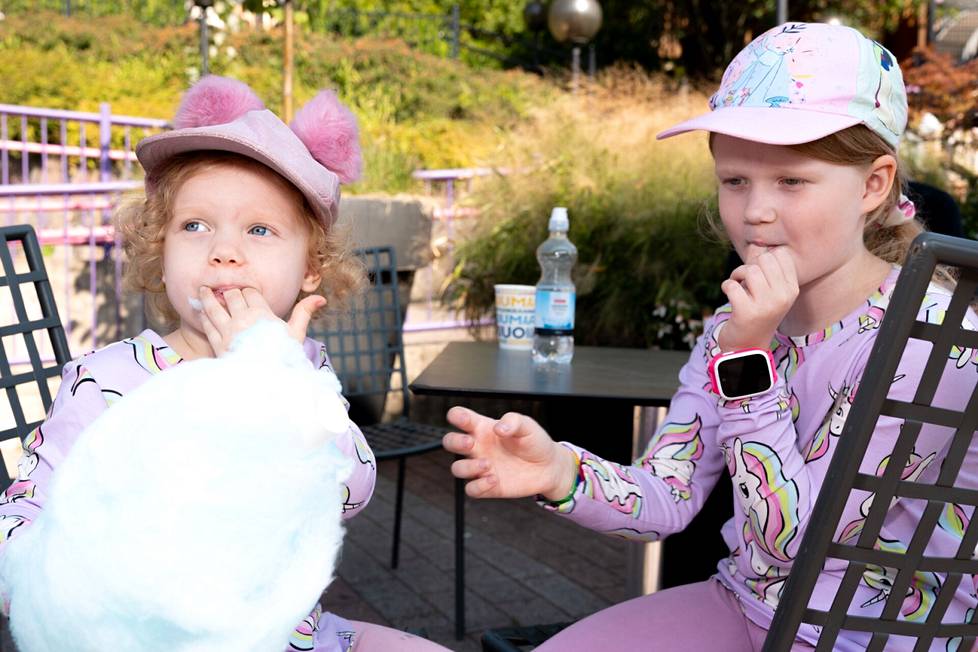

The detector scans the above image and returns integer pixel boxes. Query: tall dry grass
[445,67,729,350]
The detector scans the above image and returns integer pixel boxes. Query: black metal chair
[765,232,978,651]
[313,245,466,640]
[0,224,71,494]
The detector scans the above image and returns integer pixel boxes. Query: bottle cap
[548,207,569,232]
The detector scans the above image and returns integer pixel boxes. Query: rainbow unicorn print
[638,416,704,502]
[0,515,24,544]
[578,451,643,519]
[838,447,936,544]
[727,438,801,564]
[803,381,863,463]
[741,521,790,608]
[0,426,45,505]
[860,537,941,621]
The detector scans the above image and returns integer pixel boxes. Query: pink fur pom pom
[290,90,362,184]
[173,76,265,129]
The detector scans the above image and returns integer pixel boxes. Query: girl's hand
[443,406,579,501]
[199,287,327,357]
[718,247,798,352]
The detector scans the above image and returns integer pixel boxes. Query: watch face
[716,351,774,399]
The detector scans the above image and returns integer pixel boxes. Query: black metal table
[409,341,690,603]
[410,341,686,407]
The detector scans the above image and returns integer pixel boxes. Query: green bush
[443,71,729,350]
[0,11,552,192]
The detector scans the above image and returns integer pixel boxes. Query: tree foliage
[14,0,937,77]
[903,46,978,130]
[587,0,926,75]
[0,10,551,191]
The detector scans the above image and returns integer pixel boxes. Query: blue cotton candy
[0,320,353,652]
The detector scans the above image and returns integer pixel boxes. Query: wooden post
[283,0,294,123]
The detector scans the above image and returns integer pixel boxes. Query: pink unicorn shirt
[0,329,376,652]
[540,266,978,651]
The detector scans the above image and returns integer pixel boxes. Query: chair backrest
[0,225,71,491]
[764,232,978,651]
[311,245,410,425]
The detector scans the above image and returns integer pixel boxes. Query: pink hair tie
[880,194,916,228]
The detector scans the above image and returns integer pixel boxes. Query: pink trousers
[350,621,453,651]
[536,578,814,652]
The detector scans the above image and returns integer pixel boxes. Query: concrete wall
[337,195,433,270]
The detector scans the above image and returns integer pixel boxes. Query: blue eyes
[720,178,806,187]
[180,222,271,236]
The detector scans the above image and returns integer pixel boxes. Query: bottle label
[535,289,575,334]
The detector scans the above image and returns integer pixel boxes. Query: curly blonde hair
[116,151,365,327]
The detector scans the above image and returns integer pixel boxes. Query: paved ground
[328,448,631,652]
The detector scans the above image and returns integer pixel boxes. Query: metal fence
[0,102,168,360]
[0,99,501,360]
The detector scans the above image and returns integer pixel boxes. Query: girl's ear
[861,154,898,215]
[301,265,322,293]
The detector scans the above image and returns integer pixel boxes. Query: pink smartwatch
[707,348,777,401]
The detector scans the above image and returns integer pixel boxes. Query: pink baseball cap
[657,22,908,148]
[137,76,362,227]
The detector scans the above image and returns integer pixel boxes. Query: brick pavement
[328,449,631,652]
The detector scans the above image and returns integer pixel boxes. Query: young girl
[444,22,978,651]
[0,76,449,652]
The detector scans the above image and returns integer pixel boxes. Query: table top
[409,341,689,406]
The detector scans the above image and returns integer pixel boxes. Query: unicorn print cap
[137,76,361,227]
[657,22,908,148]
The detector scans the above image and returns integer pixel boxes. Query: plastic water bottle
[533,207,577,364]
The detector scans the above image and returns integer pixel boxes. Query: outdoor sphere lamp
[548,0,603,45]
[547,0,603,91]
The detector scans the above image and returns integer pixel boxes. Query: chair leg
[391,456,406,570]
[455,475,465,640]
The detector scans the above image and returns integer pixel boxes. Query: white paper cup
[494,284,536,350]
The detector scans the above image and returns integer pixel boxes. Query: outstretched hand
[198,287,327,357]
[442,406,579,501]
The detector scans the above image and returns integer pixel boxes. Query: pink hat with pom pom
[136,75,362,227]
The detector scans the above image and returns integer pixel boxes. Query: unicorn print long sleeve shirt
[541,267,978,651]
[0,329,376,652]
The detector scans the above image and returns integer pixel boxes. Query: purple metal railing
[408,167,499,332]
[1,103,168,363]
[1,100,502,362]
